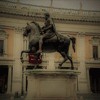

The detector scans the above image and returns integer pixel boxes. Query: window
[0,30,8,57]
[0,40,4,56]
[93,46,98,60]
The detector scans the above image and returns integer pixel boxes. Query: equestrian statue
[20,12,76,69]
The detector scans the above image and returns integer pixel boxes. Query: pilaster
[86,67,91,93]
[12,27,23,94]
[7,65,13,93]
[77,33,88,92]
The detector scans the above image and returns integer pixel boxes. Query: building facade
[0,0,100,94]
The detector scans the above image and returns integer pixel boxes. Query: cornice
[24,69,79,76]
[0,25,15,30]
[0,1,100,25]
[85,60,100,69]
[0,25,24,31]
[0,57,14,65]
[58,31,100,36]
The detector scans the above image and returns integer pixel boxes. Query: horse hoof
[58,64,62,69]
[20,58,24,63]
[20,57,23,60]
[20,58,23,63]
[58,66,61,69]
[21,60,23,63]
[36,50,42,54]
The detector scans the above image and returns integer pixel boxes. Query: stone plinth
[25,70,80,100]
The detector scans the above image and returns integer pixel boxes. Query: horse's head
[23,23,31,37]
[23,22,42,37]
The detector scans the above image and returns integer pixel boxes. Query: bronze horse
[20,21,76,69]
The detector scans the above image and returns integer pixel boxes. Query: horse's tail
[70,37,76,52]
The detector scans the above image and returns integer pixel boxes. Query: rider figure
[37,12,56,53]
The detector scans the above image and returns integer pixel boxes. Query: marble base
[25,70,79,100]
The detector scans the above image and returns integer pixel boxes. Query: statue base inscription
[25,69,79,100]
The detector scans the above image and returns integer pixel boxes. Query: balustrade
[0,0,100,22]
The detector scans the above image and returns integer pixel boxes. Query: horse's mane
[31,21,41,33]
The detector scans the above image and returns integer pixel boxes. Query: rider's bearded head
[44,12,50,20]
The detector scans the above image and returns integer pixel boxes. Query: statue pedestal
[25,70,79,100]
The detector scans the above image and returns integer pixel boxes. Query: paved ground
[77,93,100,100]
[0,94,12,100]
[0,94,25,100]
[0,93,100,100]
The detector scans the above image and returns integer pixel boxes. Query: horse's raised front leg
[20,51,24,63]
[20,50,30,63]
